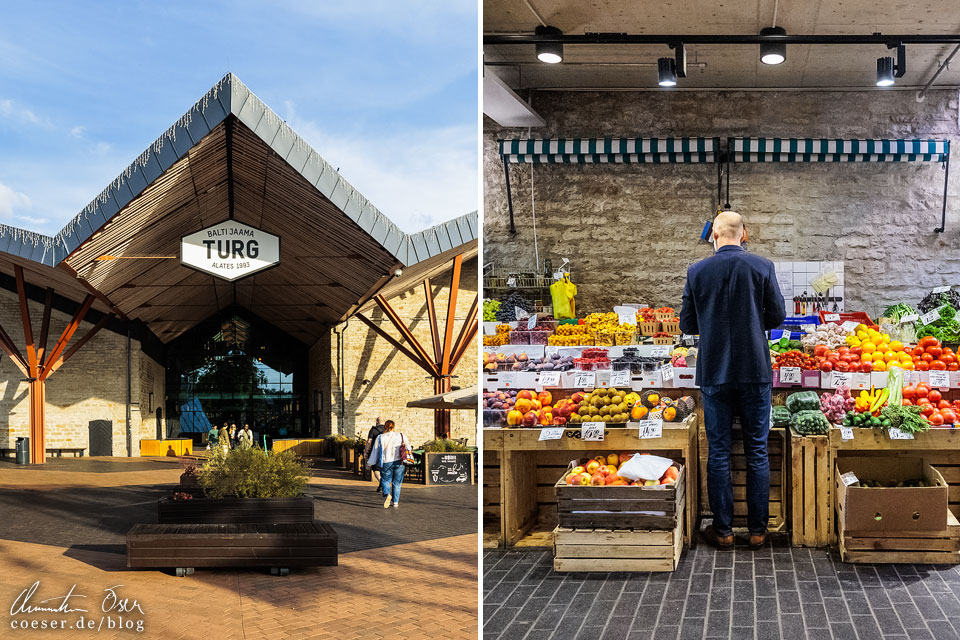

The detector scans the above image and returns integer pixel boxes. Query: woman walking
[367,420,412,508]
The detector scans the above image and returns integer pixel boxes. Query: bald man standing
[680,211,786,550]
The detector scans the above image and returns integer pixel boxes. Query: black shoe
[702,525,734,550]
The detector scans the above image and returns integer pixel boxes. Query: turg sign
[181,220,280,281]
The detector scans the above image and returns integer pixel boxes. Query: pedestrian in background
[367,420,412,508]
[240,424,253,448]
[218,422,231,453]
[229,423,237,449]
[364,416,385,491]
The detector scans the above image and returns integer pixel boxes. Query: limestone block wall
[0,288,162,455]
[309,257,479,447]
[139,350,166,439]
[483,89,960,316]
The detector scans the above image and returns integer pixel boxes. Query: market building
[0,73,477,463]
[482,2,960,639]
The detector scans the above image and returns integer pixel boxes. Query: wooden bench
[0,447,85,458]
[127,522,338,575]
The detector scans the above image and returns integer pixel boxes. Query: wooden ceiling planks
[0,254,112,313]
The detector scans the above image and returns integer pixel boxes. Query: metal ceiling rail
[484,33,960,46]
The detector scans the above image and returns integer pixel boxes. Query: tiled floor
[484,536,960,640]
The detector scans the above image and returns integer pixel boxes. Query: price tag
[636,419,663,439]
[507,277,517,287]
[539,427,564,441]
[527,315,538,330]
[824,313,841,322]
[610,370,631,387]
[515,306,529,321]
[574,372,596,388]
[500,372,517,388]
[933,285,951,294]
[660,365,674,382]
[539,371,561,387]
[840,426,854,441]
[840,471,859,486]
[780,367,801,384]
[841,320,860,333]
[581,422,604,441]
[921,309,941,325]
[930,370,950,388]
[888,427,915,440]
[899,314,919,324]
[831,371,852,388]
[650,345,671,358]
[553,272,564,280]
[618,312,635,326]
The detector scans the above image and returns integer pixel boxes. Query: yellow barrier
[140,439,194,457]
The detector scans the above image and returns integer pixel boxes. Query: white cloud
[282,103,477,234]
[93,141,112,155]
[70,125,85,137]
[0,183,32,219]
[0,98,53,128]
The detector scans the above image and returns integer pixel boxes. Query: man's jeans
[380,460,406,504]
[700,382,772,536]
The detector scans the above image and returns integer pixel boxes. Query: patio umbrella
[406,386,478,410]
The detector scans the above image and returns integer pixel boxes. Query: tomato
[917,361,930,371]
[835,361,850,372]
[850,347,863,357]
[903,386,916,400]
[944,347,954,355]
[902,399,914,406]
[819,360,834,372]
[913,346,926,357]
[931,360,948,371]
[929,411,945,425]
[920,336,941,349]
[950,363,959,371]
[939,400,952,409]
[942,409,957,424]
[921,404,936,417]
[814,345,828,357]
[838,347,850,356]
[922,353,935,363]
[927,346,943,359]
[929,389,943,404]
[842,354,859,364]
[917,397,932,406]
[943,354,956,365]
[916,383,931,398]
[859,360,873,373]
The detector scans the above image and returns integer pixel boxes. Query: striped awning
[730,138,949,163]
[499,137,718,164]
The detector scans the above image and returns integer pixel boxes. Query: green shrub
[199,446,308,498]
[353,434,367,453]
[421,438,470,453]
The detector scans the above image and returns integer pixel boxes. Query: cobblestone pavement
[484,538,960,640]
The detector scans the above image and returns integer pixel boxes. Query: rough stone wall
[309,257,479,447]
[139,350,166,439]
[0,288,158,455]
[484,90,960,317]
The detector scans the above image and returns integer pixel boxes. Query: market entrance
[165,310,308,446]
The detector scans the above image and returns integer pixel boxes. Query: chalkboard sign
[424,452,475,485]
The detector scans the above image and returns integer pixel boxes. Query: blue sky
[0,0,477,235]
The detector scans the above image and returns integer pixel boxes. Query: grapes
[495,292,532,322]
[483,299,500,322]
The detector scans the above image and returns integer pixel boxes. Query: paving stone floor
[484,536,960,640]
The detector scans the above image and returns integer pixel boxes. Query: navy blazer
[679,245,786,387]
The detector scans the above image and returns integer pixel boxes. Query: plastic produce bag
[785,390,821,413]
[792,410,830,435]
[617,454,674,482]
[772,406,793,427]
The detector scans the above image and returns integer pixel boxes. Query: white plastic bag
[617,454,674,482]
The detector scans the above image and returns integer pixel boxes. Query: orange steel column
[29,379,45,463]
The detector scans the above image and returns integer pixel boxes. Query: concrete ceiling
[483,0,960,90]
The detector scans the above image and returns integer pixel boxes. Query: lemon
[872,351,885,362]
[873,361,887,372]
[861,342,875,354]
[890,340,904,352]
[856,330,869,341]
[884,351,897,361]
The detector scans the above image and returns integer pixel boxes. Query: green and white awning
[499,137,718,164]
[730,138,949,163]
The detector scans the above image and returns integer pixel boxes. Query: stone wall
[483,90,960,317]
[309,257,479,447]
[139,350,166,439]
[0,288,160,455]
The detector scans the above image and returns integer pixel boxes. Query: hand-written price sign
[506,277,517,288]
[840,426,854,441]
[527,315,538,330]
[574,372,596,388]
[888,427,915,440]
[610,370,631,387]
[921,309,941,325]
[539,427,564,441]
[581,422,605,441]
[660,365,674,382]
[899,314,919,324]
[780,367,801,384]
[840,471,859,486]
[831,371,852,388]
[515,306,529,321]
[823,313,841,322]
[929,370,951,389]
[636,419,663,439]
[650,345,671,358]
[539,371,562,387]
[841,320,860,333]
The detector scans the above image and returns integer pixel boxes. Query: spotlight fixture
[760,26,787,64]
[658,57,677,87]
[535,25,563,63]
[876,42,906,87]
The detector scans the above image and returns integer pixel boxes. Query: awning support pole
[936,147,950,234]
[504,160,517,235]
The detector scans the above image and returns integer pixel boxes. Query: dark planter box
[158,496,314,524]
[177,473,203,496]
[424,452,476,485]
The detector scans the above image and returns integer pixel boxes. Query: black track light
[535,25,563,63]
[658,57,677,87]
[760,26,787,64]
[877,42,906,86]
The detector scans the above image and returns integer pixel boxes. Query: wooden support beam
[449,294,478,367]
[423,277,442,364]
[0,321,28,377]
[29,379,44,463]
[354,313,438,378]
[439,254,463,376]
[46,313,112,376]
[56,262,129,321]
[39,295,94,381]
[450,322,478,372]
[14,266,37,376]
[373,295,438,373]
[37,287,53,366]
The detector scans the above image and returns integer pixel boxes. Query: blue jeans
[380,460,406,504]
[701,382,772,536]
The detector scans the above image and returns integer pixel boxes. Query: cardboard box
[835,457,948,534]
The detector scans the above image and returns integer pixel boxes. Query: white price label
[780,367,801,384]
[899,314,919,324]
[618,312,635,326]
[888,427,915,440]
[553,272,564,280]
[831,371,852,388]
[539,371,561,387]
[539,427,564,441]
[500,372,517,388]
[650,345,671,358]
[840,471,859,486]
[515,306,529,321]
[840,426,854,441]
[574,372,596,388]
[841,320,860,333]
[660,365,674,382]
[636,419,663,439]
[933,286,951,294]
[527,315,538,330]
[506,277,517,287]
[921,309,941,325]
[581,422,605,441]
[930,370,950,388]
[610,370,631,387]
[824,313,841,322]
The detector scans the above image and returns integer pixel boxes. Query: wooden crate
[838,509,960,564]
[553,518,684,572]
[639,321,660,337]
[789,430,832,547]
[483,449,502,548]
[699,425,786,531]
[554,464,685,530]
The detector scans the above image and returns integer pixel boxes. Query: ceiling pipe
[484,33,960,46]
[918,43,960,101]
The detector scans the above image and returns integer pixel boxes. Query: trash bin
[15,437,29,465]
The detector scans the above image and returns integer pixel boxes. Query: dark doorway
[155,408,163,439]
[88,420,113,456]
